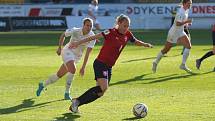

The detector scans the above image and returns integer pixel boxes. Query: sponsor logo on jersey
[103,71,108,77]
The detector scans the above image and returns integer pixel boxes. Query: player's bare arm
[80,47,93,76]
[134,39,153,48]
[56,32,66,56]
[69,33,103,48]
[176,19,192,26]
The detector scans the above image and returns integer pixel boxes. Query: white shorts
[61,49,80,64]
[167,30,187,43]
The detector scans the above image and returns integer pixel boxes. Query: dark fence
[0,17,67,31]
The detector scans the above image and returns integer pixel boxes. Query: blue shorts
[93,59,112,83]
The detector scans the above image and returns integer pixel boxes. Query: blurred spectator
[88,0,101,31]
[47,0,61,4]
[61,0,75,4]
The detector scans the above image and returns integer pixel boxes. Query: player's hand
[187,19,193,24]
[144,43,153,48]
[69,41,79,49]
[79,67,85,77]
[96,39,100,43]
[56,47,61,56]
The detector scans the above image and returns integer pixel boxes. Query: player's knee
[161,49,168,54]
[95,86,107,97]
[68,68,76,74]
[186,46,191,49]
[97,92,104,97]
[213,49,215,54]
[101,86,108,92]
[98,89,108,97]
[56,73,63,78]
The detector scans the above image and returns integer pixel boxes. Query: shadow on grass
[121,54,180,63]
[0,98,64,115]
[54,113,81,121]
[109,73,178,86]
[123,116,144,120]
[144,71,213,84]
[109,73,152,86]
[110,71,214,86]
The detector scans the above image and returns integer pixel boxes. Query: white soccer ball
[132,103,148,118]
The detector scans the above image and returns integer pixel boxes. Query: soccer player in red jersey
[68,14,153,113]
[196,24,215,70]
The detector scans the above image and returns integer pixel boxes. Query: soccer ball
[132,103,148,118]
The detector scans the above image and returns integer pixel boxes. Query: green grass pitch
[0,30,214,121]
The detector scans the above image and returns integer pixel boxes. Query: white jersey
[167,7,189,43]
[171,7,189,33]
[88,4,98,17]
[63,27,96,62]
[88,4,99,24]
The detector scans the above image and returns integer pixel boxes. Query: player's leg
[196,29,215,69]
[177,35,192,72]
[181,27,190,55]
[70,59,110,113]
[196,50,214,70]
[64,60,76,100]
[152,41,173,73]
[70,78,107,113]
[36,64,67,96]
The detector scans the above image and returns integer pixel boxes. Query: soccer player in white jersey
[88,0,101,31]
[36,18,96,100]
[152,0,193,73]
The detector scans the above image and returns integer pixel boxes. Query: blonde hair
[115,14,130,28]
[181,0,191,4]
[82,17,93,26]
[91,0,98,5]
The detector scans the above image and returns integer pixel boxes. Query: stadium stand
[136,0,215,3]
[0,0,214,4]
[0,0,24,4]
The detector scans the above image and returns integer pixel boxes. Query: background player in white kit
[88,0,101,31]
[36,18,96,100]
[152,0,193,73]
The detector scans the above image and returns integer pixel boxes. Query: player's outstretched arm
[79,47,93,76]
[134,39,153,48]
[69,33,103,48]
[56,32,66,55]
[176,19,192,26]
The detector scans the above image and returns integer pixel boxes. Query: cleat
[152,62,157,73]
[36,82,44,96]
[196,59,201,70]
[64,93,72,100]
[69,99,79,113]
[180,64,192,73]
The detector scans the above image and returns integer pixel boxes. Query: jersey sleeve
[175,11,184,23]
[128,31,136,43]
[64,27,78,37]
[87,31,96,48]
[101,29,111,39]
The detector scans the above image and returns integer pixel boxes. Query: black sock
[77,86,102,106]
[199,51,214,62]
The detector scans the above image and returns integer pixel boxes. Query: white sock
[44,74,59,87]
[65,72,74,94]
[154,51,164,64]
[182,48,190,64]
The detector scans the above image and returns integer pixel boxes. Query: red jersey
[97,28,135,67]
